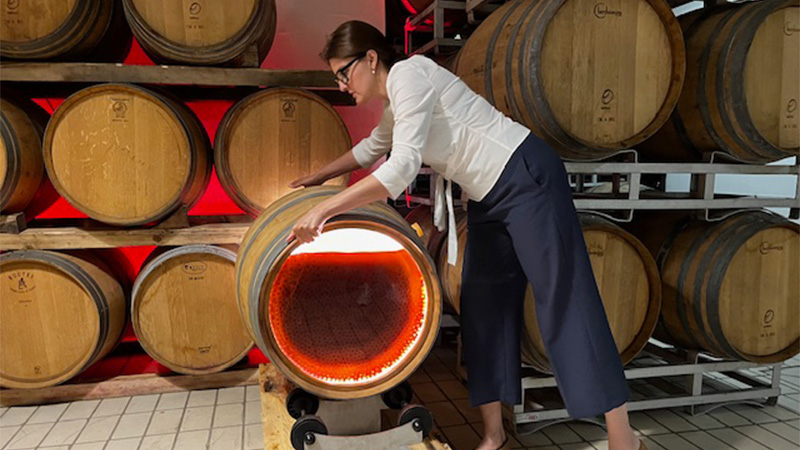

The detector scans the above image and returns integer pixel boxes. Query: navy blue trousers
[460,133,630,419]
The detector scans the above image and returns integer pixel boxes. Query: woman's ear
[366,49,379,72]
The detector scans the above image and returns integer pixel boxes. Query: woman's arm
[288,174,390,243]
[288,150,362,188]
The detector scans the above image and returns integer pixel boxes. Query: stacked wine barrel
[454,0,686,160]
[406,207,661,371]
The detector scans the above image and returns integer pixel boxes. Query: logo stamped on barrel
[182,262,208,281]
[281,99,297,121]
[594,3,622,19]
[7,271,35,294]
[759,242,784,254]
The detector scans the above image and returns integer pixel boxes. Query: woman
[288,21,645,450]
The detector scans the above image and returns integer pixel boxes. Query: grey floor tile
[181,406,214,431]
[708,408,753,427]
[707,428,771,450]
[71,442,106,450]
[670,408,726,430]
[759,405,800,421]
[213,403,244,428]
[111,412,152,440]
[646,409,698,433]
[0,407,37,427]
[70,441,106,450]
[155,392,189,411]
[217,387,245,405]
[139,433,176,450]
[39,419,87,446]
[93,397,131,417]
[5,422,53,449]
[566,422,607,441]
[648,433,703,450]
[760,422,800,444]
[0,425,20,448]
[541,423,582,444]
[26,403,67,424]
[105,437,142,450]
[174,429,211,450]
[726,404,781,425]
[125,395,159,414]
[209,425,244,450]
[244,423,264,449]
[629,412,671,435]
[558,443,595,450]
[76,415,120,444]
[589,440,609,450]
[733,425,799,450]
[146,408,184,436]
[187,389,217,408]
[244,402,261,425]
[678,431,734,450]
[245,385,260,402]
[60,401,100,421]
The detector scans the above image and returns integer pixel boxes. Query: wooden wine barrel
[0,96,48,213]
[638,0,799,163]
[236,186,442,399]
[0,250,126,389]
[43,84,212,226]
[122,0,277,66]
[521,213,661,372]
[0,0,131,61]
[132,245,252,375]
[215,88,351,216]
[627,210,800,363]
[455,0,685,159]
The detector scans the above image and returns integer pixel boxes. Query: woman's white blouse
[351,54,531,264]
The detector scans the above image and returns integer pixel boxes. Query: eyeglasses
[334,54,365,85]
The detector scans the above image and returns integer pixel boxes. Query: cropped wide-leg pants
[460,133,630,419]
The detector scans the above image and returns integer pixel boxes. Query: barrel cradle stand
[452,337,784,435]
[259,363,449,450]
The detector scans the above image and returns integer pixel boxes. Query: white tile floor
[0,354,798,449]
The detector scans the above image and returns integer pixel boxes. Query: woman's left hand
[287,206,330,244]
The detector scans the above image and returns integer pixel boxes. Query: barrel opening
[268,227,431,387]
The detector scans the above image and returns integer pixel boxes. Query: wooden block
[259,363,295,449]
[240,44,262,69]
[0,212,27,234]
[155,205,191,229]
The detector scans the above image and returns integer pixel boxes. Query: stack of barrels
[0,0,277,66]
[0,0,359,390]
[432,0,799,370]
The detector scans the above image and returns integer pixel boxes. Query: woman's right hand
[288,173,325,189]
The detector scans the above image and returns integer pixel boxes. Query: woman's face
[329,51,379,105]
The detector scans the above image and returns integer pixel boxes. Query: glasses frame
[334,53,366,85]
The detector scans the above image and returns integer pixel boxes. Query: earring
[371,68,376,75]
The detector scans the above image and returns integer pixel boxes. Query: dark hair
[321,21,401,69]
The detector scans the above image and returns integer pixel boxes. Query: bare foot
[474,431,506,450]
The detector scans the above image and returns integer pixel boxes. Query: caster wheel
[398,404,434,438]
[290,415,328,450]
[286,389,320,419]
[381,381,413,409]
